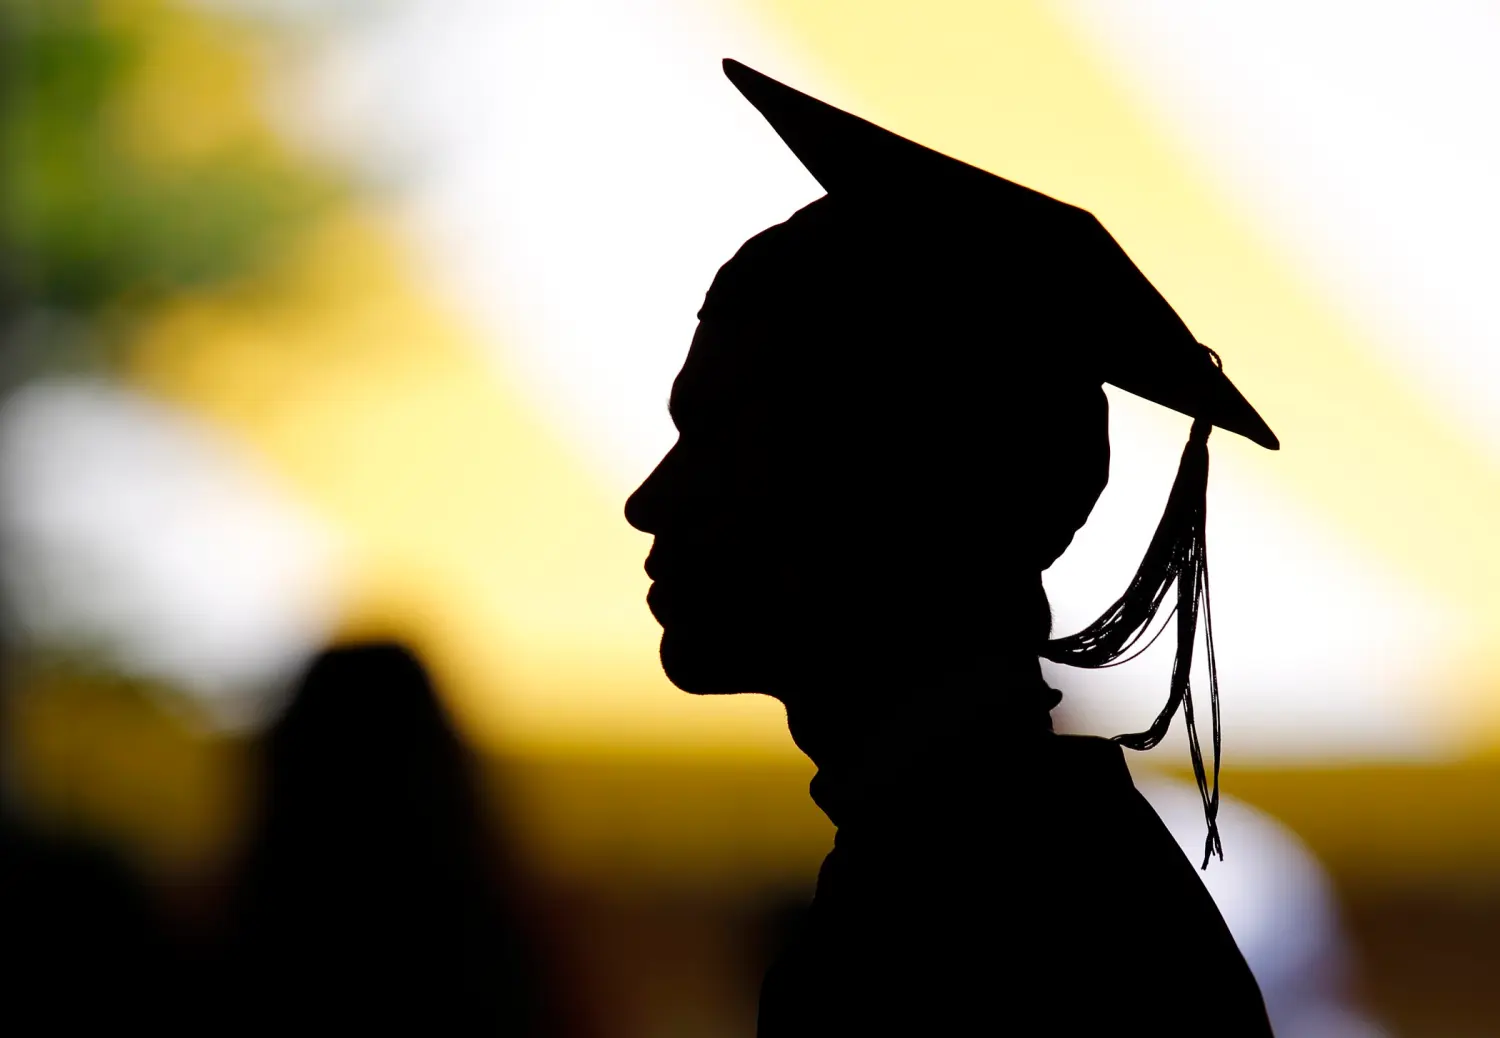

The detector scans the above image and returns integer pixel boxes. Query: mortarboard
[720,58,1279,865]
[722,58,1277,452]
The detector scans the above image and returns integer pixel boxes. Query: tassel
[1042,417,1223,868]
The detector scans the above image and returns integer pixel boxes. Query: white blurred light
[0,381,341,730]
[1137,777,1388,1038]
[290,0,825,488]
[1060,0,1500,458]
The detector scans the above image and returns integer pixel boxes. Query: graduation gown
[757,705,1273,1036]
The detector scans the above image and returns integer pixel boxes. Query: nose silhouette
[624,448,672,535]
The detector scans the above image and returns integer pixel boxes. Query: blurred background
[2,0,1498,1033]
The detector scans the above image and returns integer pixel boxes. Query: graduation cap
[723,58,1276,451]
[721,58,1279,865]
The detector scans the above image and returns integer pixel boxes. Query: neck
[773,653,1056,804]
[783,657,1058,828]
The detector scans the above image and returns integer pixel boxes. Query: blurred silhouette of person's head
[230,641,551,1035]
[257,642,476,867]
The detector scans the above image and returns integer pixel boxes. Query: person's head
[258,641,478,855]
[627,61,1276,702]
[626,197,1110,697]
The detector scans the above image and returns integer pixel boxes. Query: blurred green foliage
[0,0,337,364]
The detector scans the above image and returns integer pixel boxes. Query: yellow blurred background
[6,1,1500,1033]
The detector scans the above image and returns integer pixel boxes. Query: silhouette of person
[225,642,555,1035]
[0,632,174,1032]
[0,807,169,1031]
[626,61,1276,1035]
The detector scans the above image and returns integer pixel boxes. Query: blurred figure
[0,803,169,1031]
[225,642,555,1034]
[0,650,171,1032]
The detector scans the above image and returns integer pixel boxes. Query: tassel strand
[1042,417,1223,868]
